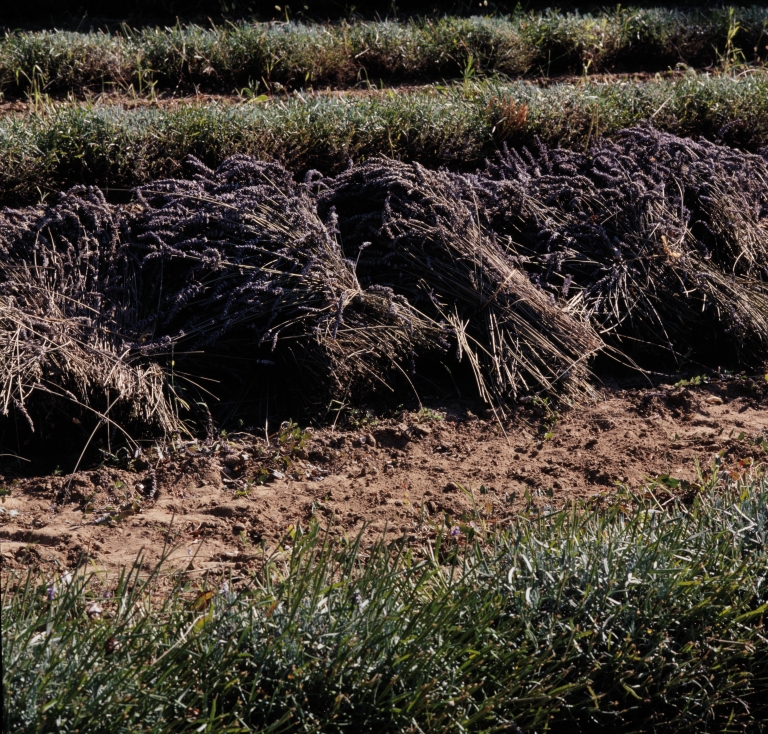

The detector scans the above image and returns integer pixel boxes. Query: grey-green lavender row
[4,475,768,733]
[2,73,768,204]
[2,7,767,99]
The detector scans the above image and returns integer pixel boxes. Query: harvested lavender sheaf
[0,187,174,436]
[1,126,767,443]
[316,158,600,406]
[124,155,441,398]
[477,126,768,363]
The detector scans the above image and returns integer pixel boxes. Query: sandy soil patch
[3,378,768,583]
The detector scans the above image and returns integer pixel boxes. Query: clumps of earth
[3,379,768,584]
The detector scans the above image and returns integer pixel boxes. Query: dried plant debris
[2,126,768,446]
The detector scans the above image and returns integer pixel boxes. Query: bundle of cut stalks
[0,188,175,437]
[477,125,768,365]
[124,155,442,404]
[317,159,602,411]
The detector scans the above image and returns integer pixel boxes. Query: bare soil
[2,378,768,583]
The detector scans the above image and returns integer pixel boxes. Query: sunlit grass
[1,72,768,204]
[1,7,767,99]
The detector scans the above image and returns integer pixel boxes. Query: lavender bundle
[123,155,440,404]
[0,187,174,437]
[478,125,768,366]
[318,159,602,410]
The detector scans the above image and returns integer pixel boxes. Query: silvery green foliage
[4,480,768,732]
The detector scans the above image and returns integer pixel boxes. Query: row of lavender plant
[2,125,767,443]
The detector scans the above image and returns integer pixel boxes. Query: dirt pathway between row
[2,378,767,583]
[0,70,689,115]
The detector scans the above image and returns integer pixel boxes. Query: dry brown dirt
[2,377,768,583]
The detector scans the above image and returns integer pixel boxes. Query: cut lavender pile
[476,126,768,366]
[0,187,175,440]
[316,159,600,407]
[2,126,767,445]
[124,155,441,405]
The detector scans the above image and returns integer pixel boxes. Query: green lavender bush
[2,72,768,204]
[2,8,767,98]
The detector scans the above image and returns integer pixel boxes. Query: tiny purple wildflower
[47,585,56,601]
[450,526,461,538]
[352,589,365,612]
